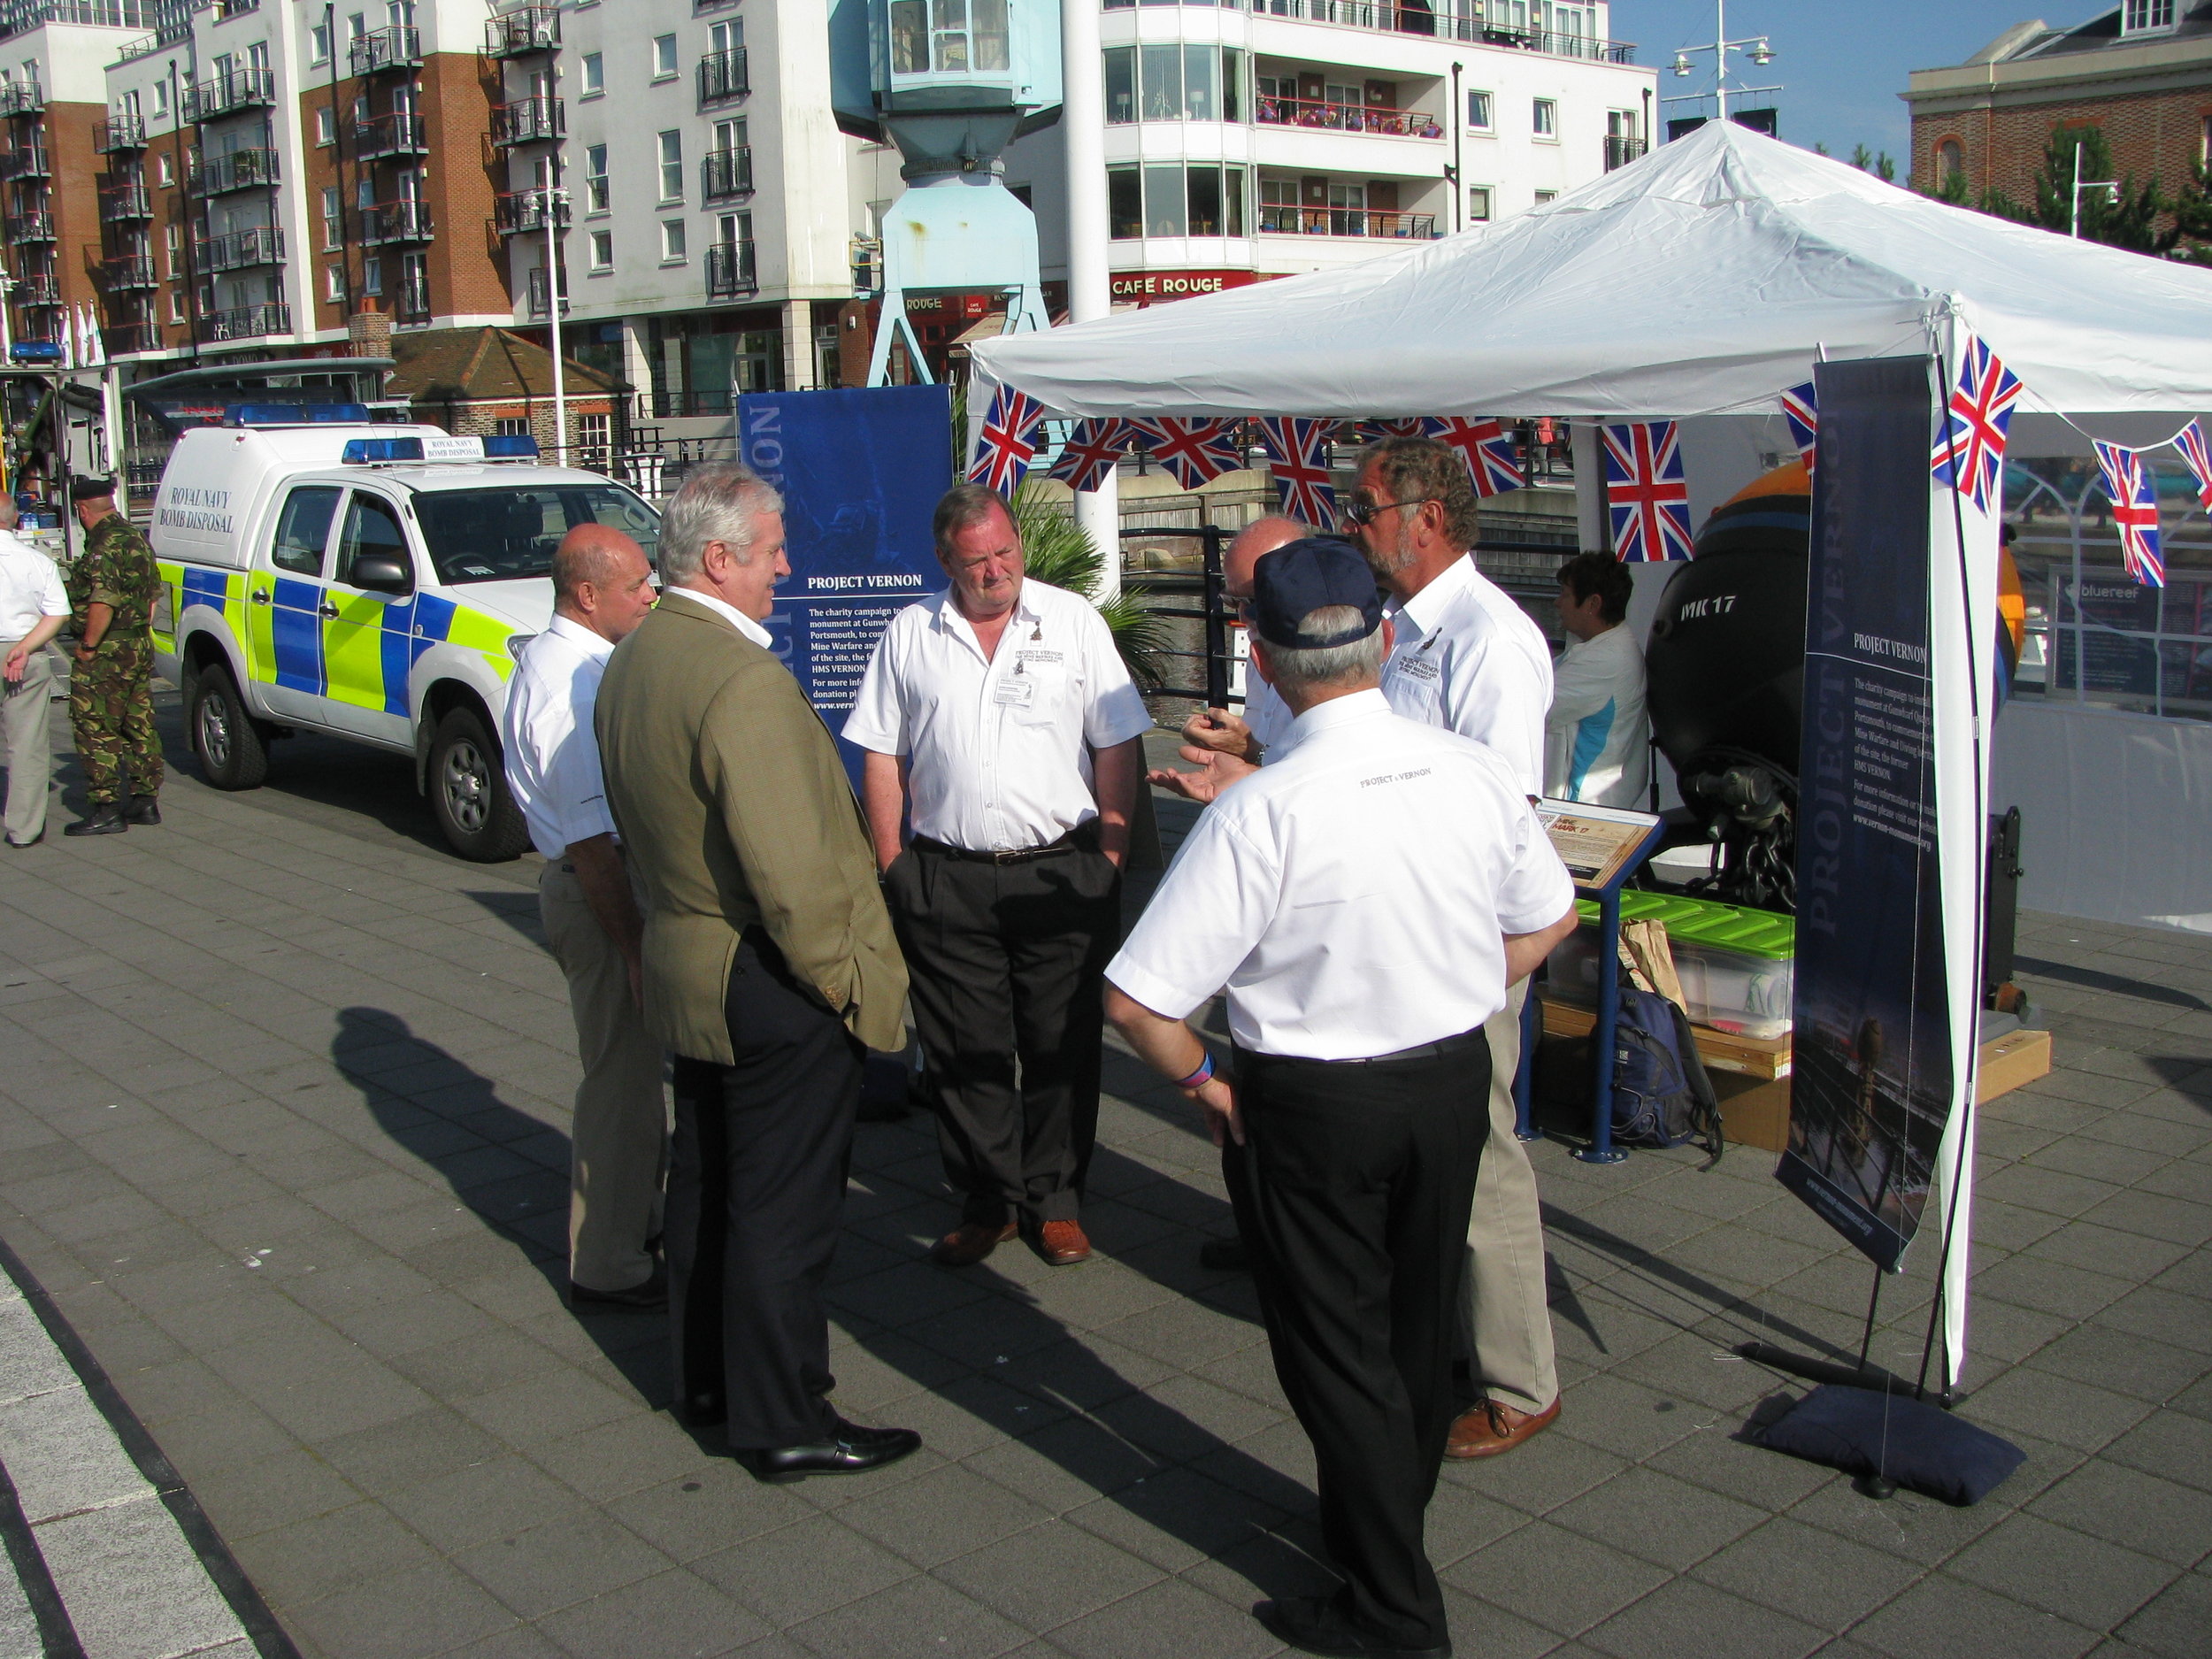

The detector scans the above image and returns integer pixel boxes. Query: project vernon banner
[737,385,952,780]
[1781,357,1955,1271]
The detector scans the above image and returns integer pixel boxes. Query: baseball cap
[1248,536,1384,649]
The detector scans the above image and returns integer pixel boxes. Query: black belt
[1248,1027,1488,1068]
[911,830,1081,866]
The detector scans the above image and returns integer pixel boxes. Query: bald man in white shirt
[0,500,68,848]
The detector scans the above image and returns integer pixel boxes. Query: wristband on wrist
[1173,1050,1214,1090]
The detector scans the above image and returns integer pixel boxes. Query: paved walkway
[0,695,2206,1658]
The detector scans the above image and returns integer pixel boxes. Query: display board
[1536,799,1663,893]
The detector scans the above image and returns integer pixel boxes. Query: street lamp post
[542,179,567,465]
[1662,0,1778,129]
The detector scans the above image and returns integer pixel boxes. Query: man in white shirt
[1107,537,1576,1659]
[845,483,1152,1270]
[500,524,666,1309]
[1545,552,1650,807]
[1166,514,1308,787]
[1345,435,1564,1463]
[0,500,69,848]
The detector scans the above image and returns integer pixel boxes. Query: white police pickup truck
[149,415,661,861]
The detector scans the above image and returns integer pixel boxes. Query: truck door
[247,485,341,721]
[321,488,418,745]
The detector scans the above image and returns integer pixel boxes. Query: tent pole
[1572,422,1607,553]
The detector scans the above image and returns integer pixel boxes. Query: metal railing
[1604,134,1647,171]
[526,265,567,317]
[485,4,557,56]
[360,201,434,244]
[1256,204,1437,238]
[1210,0,1634,61]
[183,67,275,121]
[2,1,153,37]
[99,252,156,289]
[700,145,751,200]
[697,47,747,103]
[196,225,284,272]
[190,146,279,194]
[494,188,568,234]
[354,111,427,158]
[349,24,420,75]
[704,238,755,298]
[97,182,150,220]
[0,146,49,180]
[11,273,58,304]
[94,114,144,151]
[644,389,736,419]
[1254,96,1441,137]
[204,300,289,339]
[102,319,159,354]
[491,96,563,145]
[0,80,42,117]
[3,210,49,241]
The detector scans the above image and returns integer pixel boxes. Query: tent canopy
[971,121,2212,424]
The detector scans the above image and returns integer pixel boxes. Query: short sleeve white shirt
[1107,689,1574,1061]
[0,529,69,642]
[1380,555,1552,797]
[1242,669,1294,754]
[842,579,1153,851]
[1545,623,1650,807]
[501,613,620,861]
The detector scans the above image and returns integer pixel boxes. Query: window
[152,79,168,121]
[652,34,677,78]
[165,222,181,278]
[168,291,184,323]
[1104,46,1133,125]
[413,485,659,583]
[325,264,346,302]
[270,488,339,577]
[1143,163,1184,235]
[1108,165,1141,238]
[493,417,530,438]
[889,0,924,72]
[1108,162,1245,238]
[357,176,376,213]
[658,130,682,200]
[311,19,332,63]
[1532,98,1556,138]
[320,188,340,249]
[156,151,172,186]
[580,51,603,95]
[1223,48,1241,122]
[248,41,269,76]
[335,493,410,591]
[1467,89,1493,129]
[361,255,383,295]
[1141,42,1179,119]
[1937,139,1964,186]
[576,412,609,465]
[316,105,335,145]
[346,11,365,43]
[590,228,612,269]
[586,143,610,213]
[1533,189,1556,204]
[661,218,686,260]
[1467,185,1493,222]
[2122,0,2176,32]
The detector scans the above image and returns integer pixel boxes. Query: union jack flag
[1357,418,1431,443]
[1931,334,2023,514]
[1425,417,1525,497]
[1132,417,1243,489]
[2093,440,2165,588]
[1601,421,1694,563]
[1255,418,1337,526]
[1047,419,1132,494]
[2175,419,2212,513]
[1779,381,1818,477]
[968,384,1047,497]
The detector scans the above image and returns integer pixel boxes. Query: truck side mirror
[350,553,411,595]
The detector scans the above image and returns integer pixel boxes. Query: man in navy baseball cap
[1247,535,1385,651]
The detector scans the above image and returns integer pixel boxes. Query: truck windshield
[411,484,661,585]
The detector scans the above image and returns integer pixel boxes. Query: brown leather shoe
[1033,1218,1093,1266]
[930,1220,1016,1268]
[1445,1396,1561,1460]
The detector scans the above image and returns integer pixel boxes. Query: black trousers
[885,831,1120,1228]
[1224,1030,1492,1652]
[666,933,862,1450]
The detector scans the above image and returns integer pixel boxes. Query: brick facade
[1912,82,2212,203]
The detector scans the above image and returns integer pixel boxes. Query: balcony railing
[190,147,279,195]
[4,211,50,242]
[491,96,564,146]
[103,320,160,355]
[0,81,44,117]
[645,388,736,418]
[697,48,748,104]
[360,200,434,245]
[1220,0,1634,62]
[1254,96,1441,137]
[1603,134,1647,172]
[94,115,145,151]
[183,67,275,121]
[1256,204,1437,239]
[99,253,157,290]
[196,225,284,272]
[701,146,752,200]
[354,111,428,158]
[4,1,155,31]
[396,279,431,324]
[97,183,150,221]
[704,239,756,298]
[0,147,50,180]
[204,300,289,340]
[485,5,558,56]
[213,0,259,17]
[526,266,569,317]
[349,25,421,75]
[494,189,569,235]
[12,275,59,305]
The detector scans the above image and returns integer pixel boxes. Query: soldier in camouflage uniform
[63,477,162,837]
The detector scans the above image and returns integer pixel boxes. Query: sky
[1620,0,2102,165]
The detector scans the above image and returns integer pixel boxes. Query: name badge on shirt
[992,676,1036,709]
[1393,650,1442,684]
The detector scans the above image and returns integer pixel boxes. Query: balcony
[104,321,161,355]
[354,111,428,159]
[0,81,45,118]
[704,239,756,299]
[360,201,434,245]
[190,148,279,195]
[95,115,145,152]
[1603,134,1647,172]
[697,48,748,104]
[184,68,275,122]
[0,148,50,181]
[98,183,151,221]
[490,96,564,146]
[526,266,568,318]
[99,253,157,291]
[1254,96,1441,138]
[196,225,285,272]
[350,25,421,77]
[494,188,569,235]
[1232,0,1636,63]
[4,211,51,242]
[204,301,289,340]
[700,146,752,200]
[485,5,558,57]
[1257,204,1437,239]
[12,275,60,306]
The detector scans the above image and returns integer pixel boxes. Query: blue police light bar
[227,403,375,426]
[480,434,540,458]
[8,340,62,364]
[342,437,426,464]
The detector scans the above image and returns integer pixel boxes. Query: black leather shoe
[569,1264,667,1311]
[733,1418,921,1484]
[124,795,160,826]
[1200,1235,1250,1271]
[63,805,126,837]
[1254,1597,1451,1659]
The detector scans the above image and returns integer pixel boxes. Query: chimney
[349,300,391,359]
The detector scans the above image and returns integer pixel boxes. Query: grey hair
[657,464,784,582]
[1261,605,1385,694]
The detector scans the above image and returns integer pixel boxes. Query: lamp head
[1671,51,1694,76]
[1748,38,1775,65]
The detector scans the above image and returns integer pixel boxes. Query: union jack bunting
[1256,417,1337,526]
[1047,419,1132,494]
[1601,421,1694,563]
[967,384,1048,496]
[2175,419,2212,513]
[1357,419,1431,443]
[1931,334,2024,514]
[2093,440,2165,588]
[1779,381,1818,477]
[1132,417,1243,489]
[1425,417,1525,498]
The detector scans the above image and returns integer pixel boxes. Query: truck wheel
[191,664,270,790]
[427,706,529,863]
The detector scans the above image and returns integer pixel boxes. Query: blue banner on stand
[736,386,951,781]
[1781,357,1954,1272]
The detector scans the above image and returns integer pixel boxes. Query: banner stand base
[1572,1146,1630,1164]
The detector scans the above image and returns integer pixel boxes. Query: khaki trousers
[541,859,667,1293]
[1458,978,1559,1415]
[1,641,55,846]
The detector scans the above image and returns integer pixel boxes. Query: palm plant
[1009,476,1172,692]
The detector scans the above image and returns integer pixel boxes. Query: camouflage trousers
[68,635,163,808]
